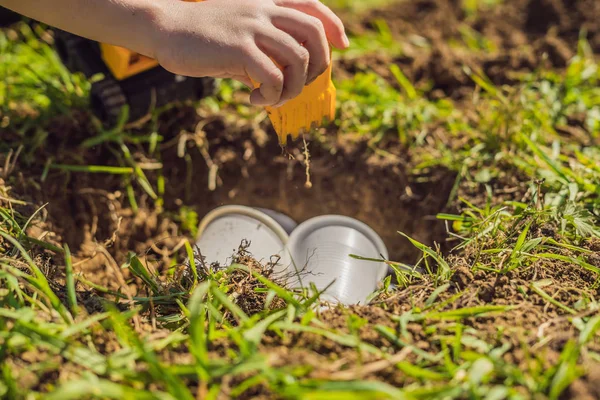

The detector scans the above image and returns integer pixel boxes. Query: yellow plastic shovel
[259,58,336,145]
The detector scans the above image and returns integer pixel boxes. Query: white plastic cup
[284,215,389,305]
[255,208,298,235]
[195,205,291,267]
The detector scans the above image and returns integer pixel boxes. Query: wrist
[143,1,213,70]
[130,0,171,59]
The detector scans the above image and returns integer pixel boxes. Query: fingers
[255,28,310,106]
[231,75,253,88]
[272,8,330,84]
[244,49,284,106]
[213,72,254,89]
[241,0,349,107]
[275,0,349,49]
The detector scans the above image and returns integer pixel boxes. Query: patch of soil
[161,118,455,263]
[8,109,453,291]
[338,0,600,97]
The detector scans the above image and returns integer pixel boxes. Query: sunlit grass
[1,4,599,399]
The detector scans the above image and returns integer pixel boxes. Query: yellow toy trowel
[257,59,336,145]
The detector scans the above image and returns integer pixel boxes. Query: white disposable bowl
[285,215,389,305]
[195,205,291,267]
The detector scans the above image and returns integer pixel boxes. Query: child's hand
[151,0,349,107]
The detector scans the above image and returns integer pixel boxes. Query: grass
[0,23,90,131]
[336,19,406,60]
[1,0,600,399]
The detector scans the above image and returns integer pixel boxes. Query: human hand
[150,0,349,107]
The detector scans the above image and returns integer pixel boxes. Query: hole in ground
[38,114,455,269]
[161,131,455,264]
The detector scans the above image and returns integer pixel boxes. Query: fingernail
[343,34,350,48]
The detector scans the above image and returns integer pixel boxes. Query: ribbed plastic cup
[285,215,389,305]
[195,205,291,267]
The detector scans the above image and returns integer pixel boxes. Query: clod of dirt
[478,282,495,302]
[525,0,570,34]
[450,265,474,290]
[227,254,288,316]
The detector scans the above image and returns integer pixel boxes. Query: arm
[0,0,159,57]
[0,0,349,107]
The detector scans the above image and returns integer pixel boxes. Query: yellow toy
[259,57,336,144]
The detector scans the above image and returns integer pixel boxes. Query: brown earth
[337,0,600,98]
[9,107,453,294]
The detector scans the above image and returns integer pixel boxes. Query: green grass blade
[64,244,78,316]
[46,377,168,400]
[390,64,416,100]
[243,310,286,346]
[210,285,249,323]
[510,220,532,261]
[294,379,407,399]
[425,283,450,308]
[127,253,160,294]
[530,280,577,315]
[187,281,211,369]
[549,340,582,400]
[395,361,447,381]
[49,164,134,174]
[184,240,198,289]
[60,312,111,338]
[532,253,600,274]
[579,315,600,344]
[397,231,449,275]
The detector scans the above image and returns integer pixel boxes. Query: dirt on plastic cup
[195,205,292,267]
[285,215,389,305]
